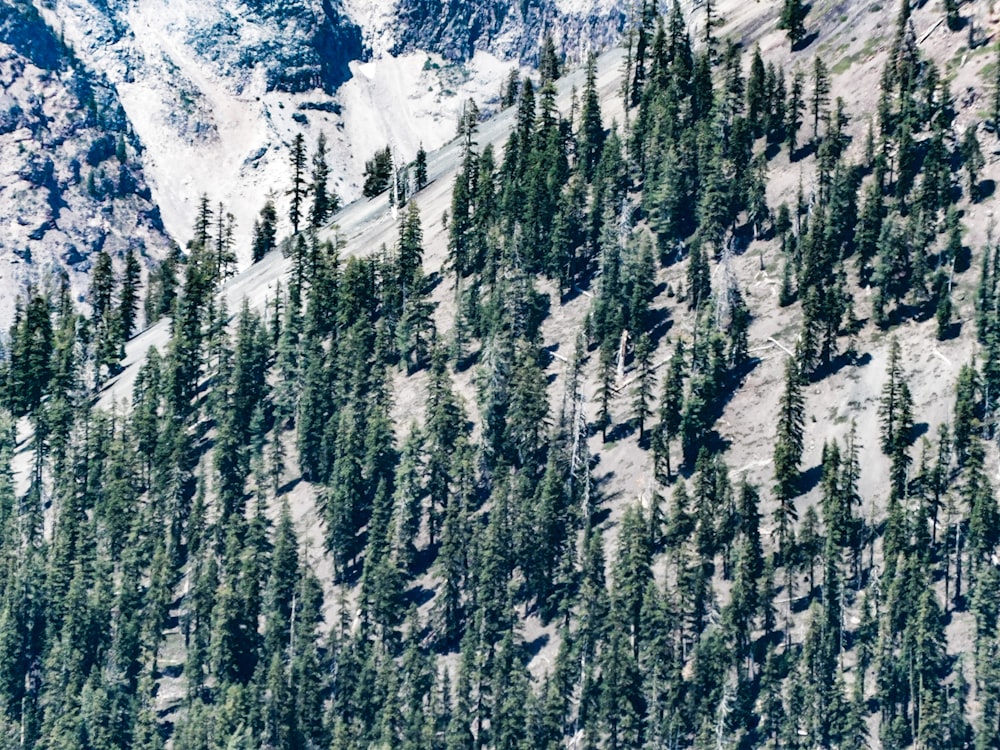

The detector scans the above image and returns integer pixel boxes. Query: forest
[1,0,1000,748]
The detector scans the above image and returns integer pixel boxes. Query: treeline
[0,0,999,748]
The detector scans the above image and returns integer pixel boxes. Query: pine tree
[578,54,607,182]
[961,125,984,201]
[144,244,180,323]
[786,69,806,158]
[954,363,980,467]
[945,0,961,31]
[90,250,115,322]
[289,132,307,234]
[540,33,561,83]
[654,340,686,480]
[773,356,804,558]
[252,198,278,263]
[631,332,655,442]
[310,132,336,228]
[119,247,141,340]
[878,337,911,454]
[361,146,392,198]
[811,56,831,142]
[747,46,767,134]
[414,144,428,191]
[686,241,711,310]
[779,0,807,48]
[8,291,54,416]
[597,340,616,442]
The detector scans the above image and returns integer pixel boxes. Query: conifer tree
[961,125,984,201]
[945,0,961,31]
[631,332,655,442]
[786,69,805,158]
[780,0,807,48]
[747,46,767,133]
[288,132,307,234]
[120,247,141,340]
[251,198,278,263]
[654,340,686,480]
[686,242,711,310]
[954,363,980,467]
[773,357,805,558]
[310,132,336,228]
[90,250,115,323]
[811,56,831,142]
[878,337,911,455]
[540,33,561,83]
[363,145,394,198]
[8,291,54,416]
[597,340,616,442]
[414,144,428,190]
[578,54,606,182]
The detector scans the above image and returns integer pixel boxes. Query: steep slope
[7,0,1000,748]
[31,0,624,279]
[0,0,170,325]
[93,46,627,410]
[391,0,626,63]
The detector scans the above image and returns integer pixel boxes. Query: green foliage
[251,198,278,263]
[364,145,394,198]
[414,144,428,191]
[779,0,807,47]
[288,132,307,234]
[310,132,337,228]
[773,356,804,556]
[6,7,1000,750]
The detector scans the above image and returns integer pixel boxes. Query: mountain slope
[27,0,625,285]
[0,0,622,329]
[0,0,170,325]
[5,0,1000,749]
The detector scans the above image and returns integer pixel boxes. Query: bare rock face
[0,0,170,327]
[55,0,364,93]
[177,0,364,94]
[390,0,626,65]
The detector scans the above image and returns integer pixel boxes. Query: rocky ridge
[0,0,170,326]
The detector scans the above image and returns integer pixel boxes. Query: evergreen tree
[578,54,606,182]
[120,247,141,340]
[414,144,428,191]
[310,132,337,228]
[654,340,686,480]
[631,333,655,442]
[540,33,561,83]
[811,55,831,142]
[7,291,54,416]
[289,132,307,234]
[786,69,806,158]
[780,0,807,48]
[945,0,961,31]
[251,198,278,263]
[878,337,913,455]
[773,357,805,559]
[364,146,394,198]
[961,125,984,201]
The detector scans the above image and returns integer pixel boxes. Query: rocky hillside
[0,0,621,329]
[6,0,1000,749]
[391,0,625,63]
[0,0,170,325]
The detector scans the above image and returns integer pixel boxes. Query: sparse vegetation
[3,0,1000,748]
